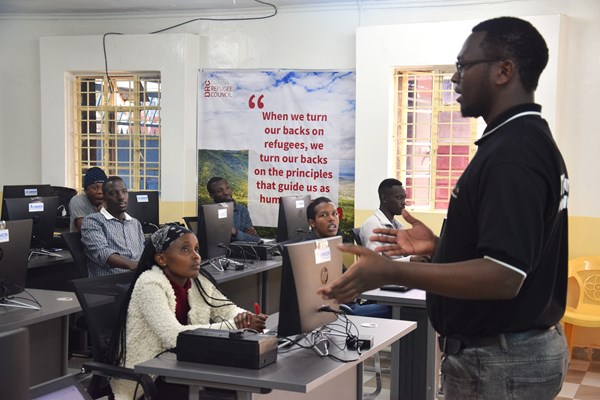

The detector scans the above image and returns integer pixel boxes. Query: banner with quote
[197,70,355,229]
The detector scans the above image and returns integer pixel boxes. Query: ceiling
[0,0,369,16]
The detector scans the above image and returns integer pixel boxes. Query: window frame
[72,73,161,192]
[393,68,479,211]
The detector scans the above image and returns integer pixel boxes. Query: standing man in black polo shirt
[319,17,569,400]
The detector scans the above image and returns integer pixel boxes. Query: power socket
[357,334,373,350]
[346,334,374,350]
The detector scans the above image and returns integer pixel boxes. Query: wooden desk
[0,288,81,385]
[135,315,416,400]
[361,288,437,400]
[204,258,283,313]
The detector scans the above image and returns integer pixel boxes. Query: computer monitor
[1,184,52,221]
[0,219,33,299]
[277,236,343,337]
[127,191,159,233]
[1,197,58,249]
[197,202,234,260]
[1,184,51,199]
[276,195,311,243]
[49,186,78,229]
[183,216,198,235]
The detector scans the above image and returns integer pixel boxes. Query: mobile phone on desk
[380,284,412,292]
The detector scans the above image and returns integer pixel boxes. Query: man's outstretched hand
[372,209,437,257]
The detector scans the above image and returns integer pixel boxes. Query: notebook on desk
[29,374,92,400]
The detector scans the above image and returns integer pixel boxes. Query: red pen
[253,302,261,315]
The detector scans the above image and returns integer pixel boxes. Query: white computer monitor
[277,236,343,337]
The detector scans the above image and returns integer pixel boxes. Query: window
[73,74,161,191]
[394,69,479,210]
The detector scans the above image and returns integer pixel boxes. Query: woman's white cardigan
[111,266,246,400]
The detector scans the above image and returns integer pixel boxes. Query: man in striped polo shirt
[81,176,145,277]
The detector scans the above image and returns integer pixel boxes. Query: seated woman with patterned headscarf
[110,224,267,400]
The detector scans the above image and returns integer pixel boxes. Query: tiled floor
[362,355,600,400]
[556,359,600,400]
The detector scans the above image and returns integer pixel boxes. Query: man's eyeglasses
[455,58,502,77]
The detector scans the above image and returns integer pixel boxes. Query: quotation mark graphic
[248,94,265,109]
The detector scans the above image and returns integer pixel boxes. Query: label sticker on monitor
[218,208,228,219]
[136,194,149,203]
[24,188,38,196]
[314,239,331,264]
[29,202,44,212]
[0,229,9,243]
[314,247,331,264]
[295,199,305,209]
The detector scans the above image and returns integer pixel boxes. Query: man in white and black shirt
[360,178,427,262]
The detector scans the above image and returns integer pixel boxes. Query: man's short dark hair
[206,177,226,194]
[472,16,548,93]
[102,176,124,194]
[307,196,333,221]
[378,178,403,194]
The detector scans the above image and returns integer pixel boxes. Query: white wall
[355,15,564,210]
[39,33,202,203]
[0,0,598,218]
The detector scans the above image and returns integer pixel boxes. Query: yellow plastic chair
[561,256,600,357]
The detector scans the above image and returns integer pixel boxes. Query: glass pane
[394,69,475,211]
[76,75,161,192]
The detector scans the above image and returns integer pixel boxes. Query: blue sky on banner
[198,69,355,179]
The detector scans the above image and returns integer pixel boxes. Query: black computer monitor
[0,219,33,299]
[2,184,52,199]
[197,202,234,260]
[1,197,58,249]
[276,195,311,243]
[1,184,52,221]
[49,186,78,228]
[277,236,343,337]
[127,191,159,233]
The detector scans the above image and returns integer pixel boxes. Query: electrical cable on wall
[103,0,278,92]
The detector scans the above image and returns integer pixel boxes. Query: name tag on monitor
[24,188,38,196]
[218,208,227,219]
[296,199,305,208]
[136,194,149,202]
[29,202,44,212]
[0,229,9,243]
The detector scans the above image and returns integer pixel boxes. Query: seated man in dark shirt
[306,196,391,319]
[68,167,107,232]
[206,177,260,242]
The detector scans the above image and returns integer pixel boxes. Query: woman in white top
[110,225,267,400]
